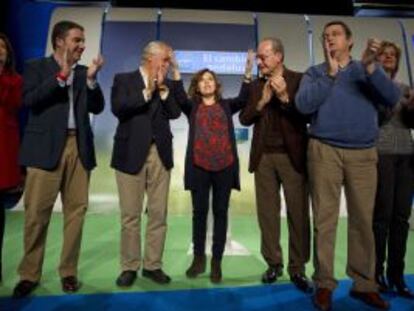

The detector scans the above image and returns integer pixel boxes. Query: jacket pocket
[25,126,45,134]
[114,131,129,140]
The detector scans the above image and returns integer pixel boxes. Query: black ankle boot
[186,255,206,278]
[389,277,414,299]
[375,274,389,292]
[210,258,222,283]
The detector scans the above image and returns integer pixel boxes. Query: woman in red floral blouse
[174,51,254,283]
[0,33,22,282]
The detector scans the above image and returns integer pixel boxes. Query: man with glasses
[240,37,311,293]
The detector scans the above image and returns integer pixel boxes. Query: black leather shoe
[142,269,171,284]
[376,274,389,293]
[116,270,137,287]
[61,276,81,293]
[389,278,414,299]
[395,285,414,299]
[261,264,283,284]
[290,273,313,293]
[12,280,39,298]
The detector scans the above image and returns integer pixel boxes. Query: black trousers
[190,166,233,260]
[373,154,414,279]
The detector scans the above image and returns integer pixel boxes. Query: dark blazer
[110,70,181,174]
[239,68,308,174]
[175,80,250,191]
[19,56,105,171]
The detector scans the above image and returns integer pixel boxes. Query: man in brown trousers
[296,21,399,311]
[239,37,311,293]
[13,20,105,298]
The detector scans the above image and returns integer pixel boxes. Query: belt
[67,129,77,136]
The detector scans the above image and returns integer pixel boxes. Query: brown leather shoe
[313,288,332,311]
[350,291,389,310]
[186,255,206,278]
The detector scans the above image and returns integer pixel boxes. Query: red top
[193,103,234,171]
[0,71,23,190]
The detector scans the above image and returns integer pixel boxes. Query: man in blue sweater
[296,20,400,311]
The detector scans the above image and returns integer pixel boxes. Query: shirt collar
[139,66,149,88]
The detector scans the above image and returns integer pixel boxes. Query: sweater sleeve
[366,65,401,108]
[295,65,335,114]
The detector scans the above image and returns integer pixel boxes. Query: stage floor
[1,212,413,310]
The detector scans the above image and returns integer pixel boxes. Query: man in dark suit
[239,37,311,293]
[111,41,181,287]
[12,20,104,298]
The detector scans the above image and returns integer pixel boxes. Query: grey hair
[141,41,171,65]
[260,37,285,61]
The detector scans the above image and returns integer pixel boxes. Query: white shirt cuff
[87,79,97,90]
[159,87,169,101]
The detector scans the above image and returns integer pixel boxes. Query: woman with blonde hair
[373,40,414,299]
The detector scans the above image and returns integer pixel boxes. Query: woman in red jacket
[0,33,22,282]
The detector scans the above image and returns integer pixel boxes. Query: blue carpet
[1,275,414,311]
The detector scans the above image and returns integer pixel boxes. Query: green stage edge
[1,212,413,297]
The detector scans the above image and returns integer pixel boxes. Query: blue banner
[176,50,257,75]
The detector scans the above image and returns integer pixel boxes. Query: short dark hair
[323,20,352,39]
[323,20,353,50]
[0,32,16,73]
[51,20,84,50]
[188,68,222,103]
